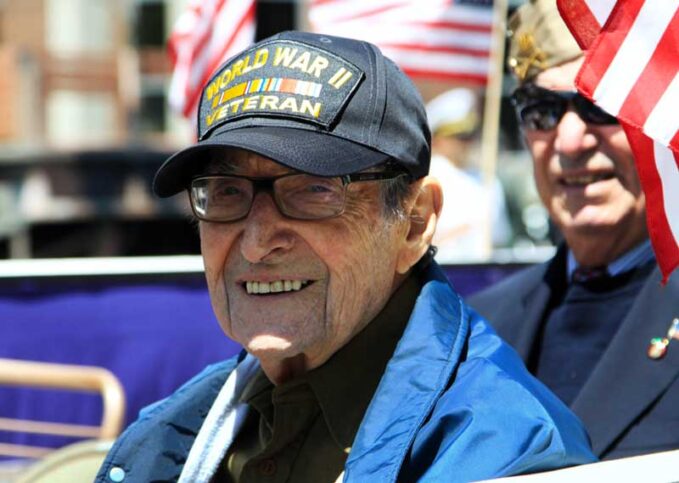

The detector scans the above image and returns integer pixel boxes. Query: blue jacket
[96,263,595,482]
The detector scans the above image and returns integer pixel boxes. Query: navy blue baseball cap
[153,31,431,197]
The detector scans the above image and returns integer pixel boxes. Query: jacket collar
[344,262,468,481]
[509,245,568,365]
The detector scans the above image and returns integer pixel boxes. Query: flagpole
[479,0,509,259]
[295,0,310,30]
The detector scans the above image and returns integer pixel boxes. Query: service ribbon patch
[198,39,364,139]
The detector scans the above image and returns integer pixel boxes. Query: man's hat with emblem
[426,88,479,138]
[507,0,582,83]
[154,31,430,197]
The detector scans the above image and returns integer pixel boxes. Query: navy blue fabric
[442,262,527,297]
[536,268,650,405]
[0,279,240,451]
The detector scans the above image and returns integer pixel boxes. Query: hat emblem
[508,32,547,81]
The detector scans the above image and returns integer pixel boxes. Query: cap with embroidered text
[153,31,430,197]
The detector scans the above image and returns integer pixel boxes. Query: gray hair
[379,173,414,221]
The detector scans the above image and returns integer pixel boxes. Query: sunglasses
[511,84,619,131]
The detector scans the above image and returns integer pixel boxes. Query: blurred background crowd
[0,0,556,264]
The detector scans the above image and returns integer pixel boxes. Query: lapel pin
[648,318,679,360]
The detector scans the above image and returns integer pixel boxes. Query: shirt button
[258,458,277,476]
[109,467,126,482]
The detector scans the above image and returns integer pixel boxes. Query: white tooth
[272,281,283,293]
[284,280,292,291]
[246,281,252,294]
[292,280,302,290]
[260,282,270,294]
[252,282,259,294]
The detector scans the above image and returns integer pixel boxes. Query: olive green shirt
[216,272,421,483]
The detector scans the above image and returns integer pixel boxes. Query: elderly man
[470,0,679,461]
[97,31,593,483]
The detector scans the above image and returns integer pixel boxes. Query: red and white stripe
[557,0,616,48]
[557,0,679,281]
[308,0,494,84]
[624,129,679,280]
[168,0,256,119]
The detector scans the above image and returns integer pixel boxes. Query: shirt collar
[305,271,421,450]
[567,239,655,280]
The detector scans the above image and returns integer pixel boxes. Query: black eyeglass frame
[510,83,619,131]
[188,170,410,223]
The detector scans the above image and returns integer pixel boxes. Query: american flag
[557,0,679,282]
[168,0,256,119]
[308,0,494,84]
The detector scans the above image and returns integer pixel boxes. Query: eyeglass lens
[512,85,618,131]
[190,175,347,222]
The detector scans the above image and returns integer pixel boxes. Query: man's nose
[239,192,295,263]
[553,109,596,156]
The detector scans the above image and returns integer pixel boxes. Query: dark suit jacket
[469,246,679,460]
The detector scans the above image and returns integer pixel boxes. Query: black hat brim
[153,125,391,197]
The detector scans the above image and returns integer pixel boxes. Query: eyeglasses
[189,171,409,222]
[511,84,618,131]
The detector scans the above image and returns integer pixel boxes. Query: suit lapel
[571,268,679,457]
[511,247,568,364]
[512,283,550,361]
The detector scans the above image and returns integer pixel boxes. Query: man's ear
[396,176,443,274]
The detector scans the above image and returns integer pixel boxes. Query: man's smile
[243,279,314,295]
[559,171,615,187]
